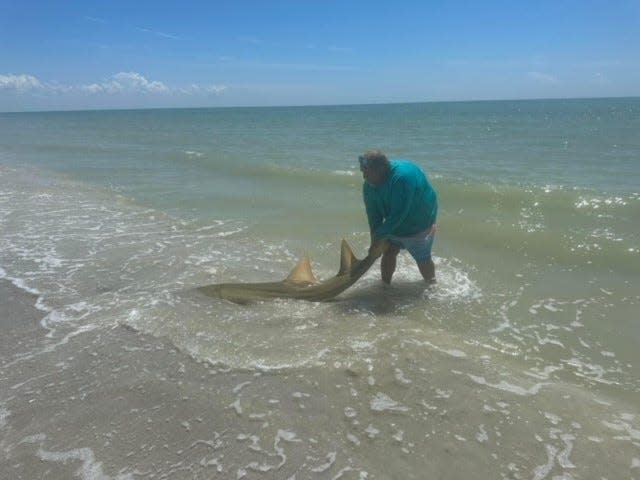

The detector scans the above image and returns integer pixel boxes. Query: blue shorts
[388,232,435,263]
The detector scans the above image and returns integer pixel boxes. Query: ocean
[1,98,639,479]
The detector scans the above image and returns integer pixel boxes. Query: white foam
[435,389,452,399]
[370,392,409,412]
[273,430,301,469]
[403,338,468,360]
[562,357,615,384]
[532,444,558,480]
[5,323,99,369]
[365,424,380,438]
[233,381,252,393]
[445,349,467,358]
[20,433,133,480]
[544,412,561,425]
[394,368,412,384]
[347,433,360,445]
[601,419,640,441]
[310,451,337,473]
[330,467,368,480]
[184,150,204,157]
[429,259,482,303]
[20,433,47,444]
[475,424,489,443]
[245,461,274,473]
[350,339,375,352]
[344,407,357,418]
[332,170,356,176]
[556,433,576,469]
[40,309,70,330]
[0,269,43,298]
[575,195,628,209]
[524,365,562,381]
[467,374,548,396]
[0,405,10,429]
[200,455,224,472]
[229,399,243,415]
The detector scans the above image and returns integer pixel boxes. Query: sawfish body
[198,240,380,303]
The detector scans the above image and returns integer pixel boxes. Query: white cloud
[80,72,169,94]
[205,85,227,94]
[113,72,169,93]
[84,16,107,24]
[527,71,558,84]
[80,83,105,94]
[1,72,227,98]
[176,84,228,95]
[194,84,227,94]
[135,27,179,40]
[0,73,43,92]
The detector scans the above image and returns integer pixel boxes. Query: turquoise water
[1,98,639,478]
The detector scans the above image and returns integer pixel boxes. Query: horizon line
[2,94,638,115]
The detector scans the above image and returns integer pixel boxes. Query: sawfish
[197,240,383,303]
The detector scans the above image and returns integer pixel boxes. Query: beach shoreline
[0,279,269,479]
[0,280,48,361]
[2,279,637,479]
[0,280,377,479]
[0,280,42,328]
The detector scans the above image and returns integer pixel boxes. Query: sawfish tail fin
[338,239,361,276]
[284,255,318,285]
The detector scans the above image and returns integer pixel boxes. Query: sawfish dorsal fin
[285,256,318,285]
[338,239,359,276]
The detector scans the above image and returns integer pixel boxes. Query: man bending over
[359,150,438,284]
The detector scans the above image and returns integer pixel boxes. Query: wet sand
[0,281,46,358]
[0,280,292,479]
[2,279,637,480]
[1,280,377,479]
[0,279,486,480]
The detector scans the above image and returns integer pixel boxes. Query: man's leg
[417,257,436,283]
[381,244,400,284]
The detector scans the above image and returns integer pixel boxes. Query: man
[359,150,438,284]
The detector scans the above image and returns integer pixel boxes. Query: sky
[1,0,639,111]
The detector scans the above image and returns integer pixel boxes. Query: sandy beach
[1,279,417,480]
[1,279,310,479]
[3,278,637,479]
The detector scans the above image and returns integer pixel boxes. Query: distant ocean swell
[442,182,639,271]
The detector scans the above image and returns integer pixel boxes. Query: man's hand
[368,239,389,258]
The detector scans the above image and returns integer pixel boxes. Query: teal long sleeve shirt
[363,159,438,239]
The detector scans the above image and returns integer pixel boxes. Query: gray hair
[359,150,389,169]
